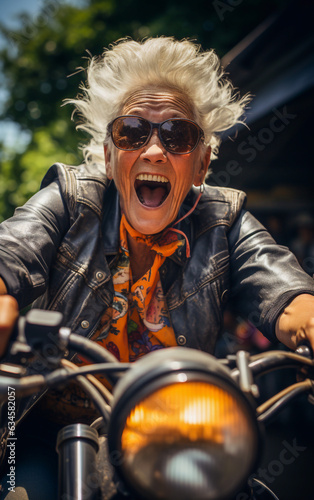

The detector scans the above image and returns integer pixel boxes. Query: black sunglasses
[107,115,204,154]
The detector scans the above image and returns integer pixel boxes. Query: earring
[200,183,205,193]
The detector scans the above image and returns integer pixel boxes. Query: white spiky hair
[66,37,249,170]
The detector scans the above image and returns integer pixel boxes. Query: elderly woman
[0,37,314,498]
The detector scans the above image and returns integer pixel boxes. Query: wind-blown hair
[67,37,249,170]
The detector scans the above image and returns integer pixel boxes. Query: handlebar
[1,309,313,426]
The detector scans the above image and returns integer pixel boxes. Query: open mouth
[135,174,171,208]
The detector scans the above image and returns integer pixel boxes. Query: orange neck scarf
[91,214,185,362]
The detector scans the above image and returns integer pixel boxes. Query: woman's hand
[0,278,19,357]
[276,294,314,353]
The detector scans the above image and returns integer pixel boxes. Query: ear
[104,144,113,179]
[193,146,211,186]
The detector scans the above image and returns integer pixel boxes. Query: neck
[127,234,156,283]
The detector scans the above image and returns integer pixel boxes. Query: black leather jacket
[1,162,314,465]
[1,162,313,351]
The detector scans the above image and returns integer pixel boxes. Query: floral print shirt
[39,215,185,424]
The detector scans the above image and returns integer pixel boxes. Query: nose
[140,131,167,164]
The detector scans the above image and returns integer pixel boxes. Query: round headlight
[108,348,260,500]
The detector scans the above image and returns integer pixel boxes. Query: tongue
[139,185,167,207]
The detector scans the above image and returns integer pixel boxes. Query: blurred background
[1,0,313,272]
[0,0,314,497]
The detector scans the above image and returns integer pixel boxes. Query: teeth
[136,174,169,183]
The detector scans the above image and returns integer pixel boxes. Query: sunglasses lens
[110,116,202,153]
[161,120,200,153]
[111,117,150,150]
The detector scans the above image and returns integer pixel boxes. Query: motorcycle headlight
[108,348,260,500]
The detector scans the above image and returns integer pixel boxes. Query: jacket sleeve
[0,179,70,309]
[228,209,314,342]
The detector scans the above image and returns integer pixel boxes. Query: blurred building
[213,4,314,497]
[211,0,314,227]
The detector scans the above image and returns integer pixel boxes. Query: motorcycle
[0,309,313,500]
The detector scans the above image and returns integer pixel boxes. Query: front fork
[56,424,101,500]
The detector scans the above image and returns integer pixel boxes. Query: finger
[304,319,314,354]
[296,319,314,354]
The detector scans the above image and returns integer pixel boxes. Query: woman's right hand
[0,278,19,357]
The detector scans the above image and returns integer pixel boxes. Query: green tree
[0,0,287,221]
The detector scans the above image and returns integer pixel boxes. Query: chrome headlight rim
[107,348,262,500]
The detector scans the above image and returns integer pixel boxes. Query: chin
[129,212,170,236]
[134,220,167,236]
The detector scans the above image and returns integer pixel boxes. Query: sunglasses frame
[107,115,205,155]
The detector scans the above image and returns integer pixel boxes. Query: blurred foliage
[0,0,288,221]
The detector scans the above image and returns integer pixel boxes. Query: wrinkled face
[104,89,211,234]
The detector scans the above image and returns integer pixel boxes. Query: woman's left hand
[276,294,314,353]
